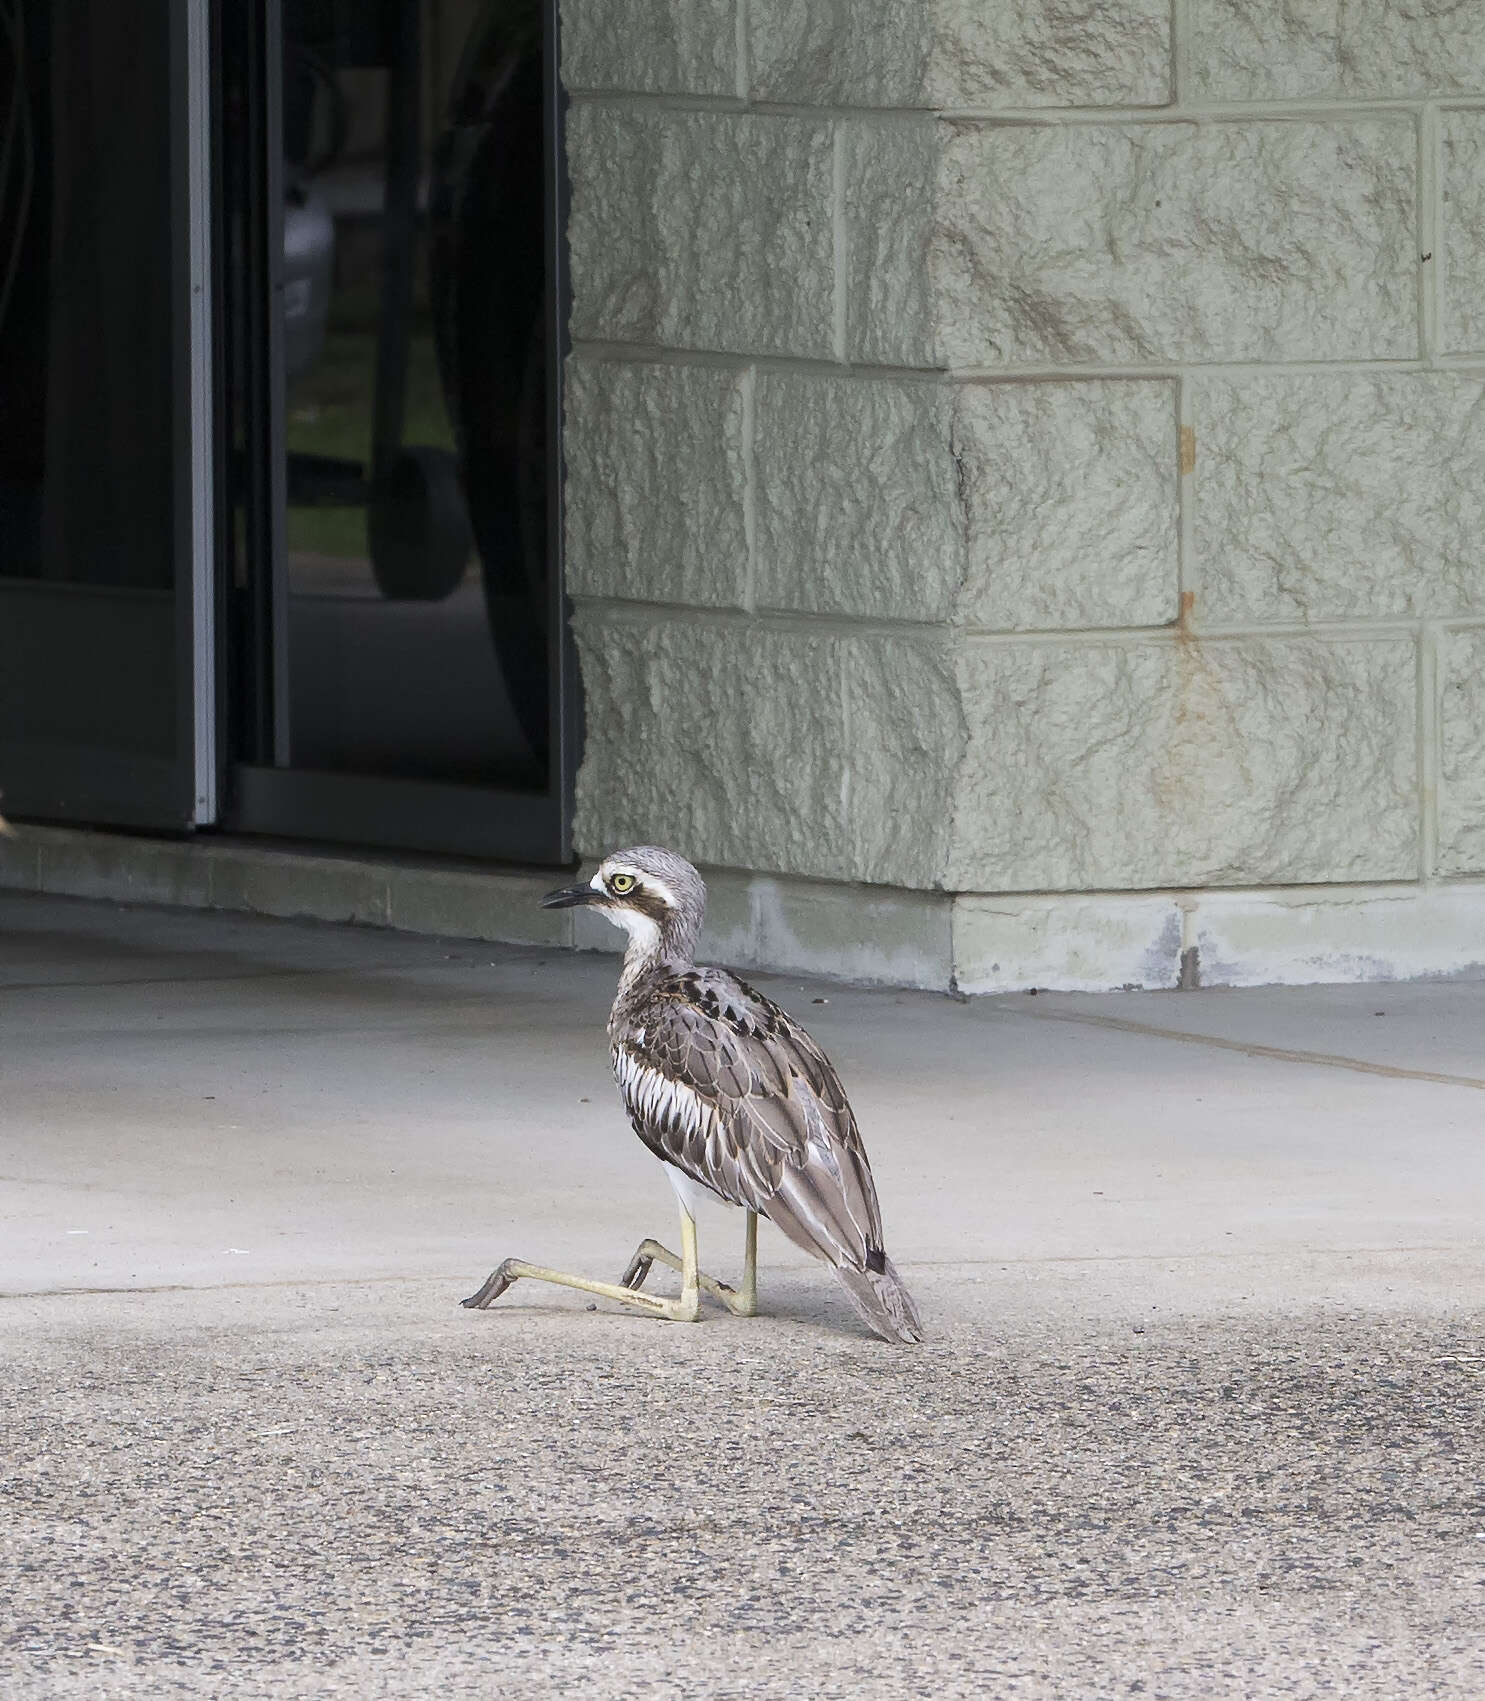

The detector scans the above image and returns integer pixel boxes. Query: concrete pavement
[3,891,1484,1697]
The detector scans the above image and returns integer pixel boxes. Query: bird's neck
[613,913,696,1004]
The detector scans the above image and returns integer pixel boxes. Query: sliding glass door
[219,0,576,863]
[0,0,572,861]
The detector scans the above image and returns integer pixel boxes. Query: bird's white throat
[597,904,666,999]
[598,904,662,955]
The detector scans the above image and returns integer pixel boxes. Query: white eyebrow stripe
[597,865,680,909]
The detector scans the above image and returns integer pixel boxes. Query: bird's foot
[461,1255,702,1322]
[461,1259,518,1308]
[620,1238,756,1317]
[619,1241,659,1291]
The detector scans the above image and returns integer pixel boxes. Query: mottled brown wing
[612,970,885,1271]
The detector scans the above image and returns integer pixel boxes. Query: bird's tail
[835,1254,923,1345]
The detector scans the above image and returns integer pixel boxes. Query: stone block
[206,848,391,928]
[749,0,1170,109]
[562,0,738,96]
[0,822,42,890]
[37,829,211,909]
[948,636,1419,891]
[953,895,1183,993]
[573,615,964,888]
[386,867,572,948]
[931,0,1170,109]
[754,374,959,621]
[955,884,1485,993]
[752,876,953,989]
[747,1,931,106]
[1189,0,1485,101]
[843,636,964,888]
[1196,372,1485,623]
[568,107,835,358]
[953,379,1179,631]
[842,119,940,368]
[752,374,1179,632]
[934,118,1416,366]
[1191,886,1485,988]
[696,866,756,965]
[565,358,750,607]
[572,613,853,879]
[1438,627,1485,877]
[1441,113,1485,356]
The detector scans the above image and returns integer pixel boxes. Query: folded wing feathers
[614,972,890,1276]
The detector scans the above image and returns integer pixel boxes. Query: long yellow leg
[622,1208,759,1318]
[740,1209,758,1317]
[677,1207,700,1317]
[463,1203,703,1323]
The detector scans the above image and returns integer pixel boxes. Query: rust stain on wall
[1156,586,1253,822]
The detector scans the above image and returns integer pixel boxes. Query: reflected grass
[285,330,456,560]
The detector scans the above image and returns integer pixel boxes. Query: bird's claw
[620,1251,655,1291]
[461,1259,517,1309]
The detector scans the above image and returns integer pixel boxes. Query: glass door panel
[222,0,574,863]
[0,0,213,827]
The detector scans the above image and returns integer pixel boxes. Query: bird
[462,845,923,1344]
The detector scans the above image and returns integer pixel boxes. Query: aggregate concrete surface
[3,892,1484,1698]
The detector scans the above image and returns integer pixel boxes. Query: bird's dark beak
[540,881,600,910]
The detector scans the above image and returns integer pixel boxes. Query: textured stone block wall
[561,0,1485,915]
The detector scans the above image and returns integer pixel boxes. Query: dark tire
[368,445,473,601]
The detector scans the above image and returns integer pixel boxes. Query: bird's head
[541,845,706,963]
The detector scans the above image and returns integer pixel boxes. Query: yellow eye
[608,872,637,895]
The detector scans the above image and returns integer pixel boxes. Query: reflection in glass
[0,0,175,591]
[0,0,180,765]
[279,0,546,787]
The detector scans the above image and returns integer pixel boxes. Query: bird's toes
[461,1259,517,1309]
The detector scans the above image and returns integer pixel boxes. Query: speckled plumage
[593,846,922,1344]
